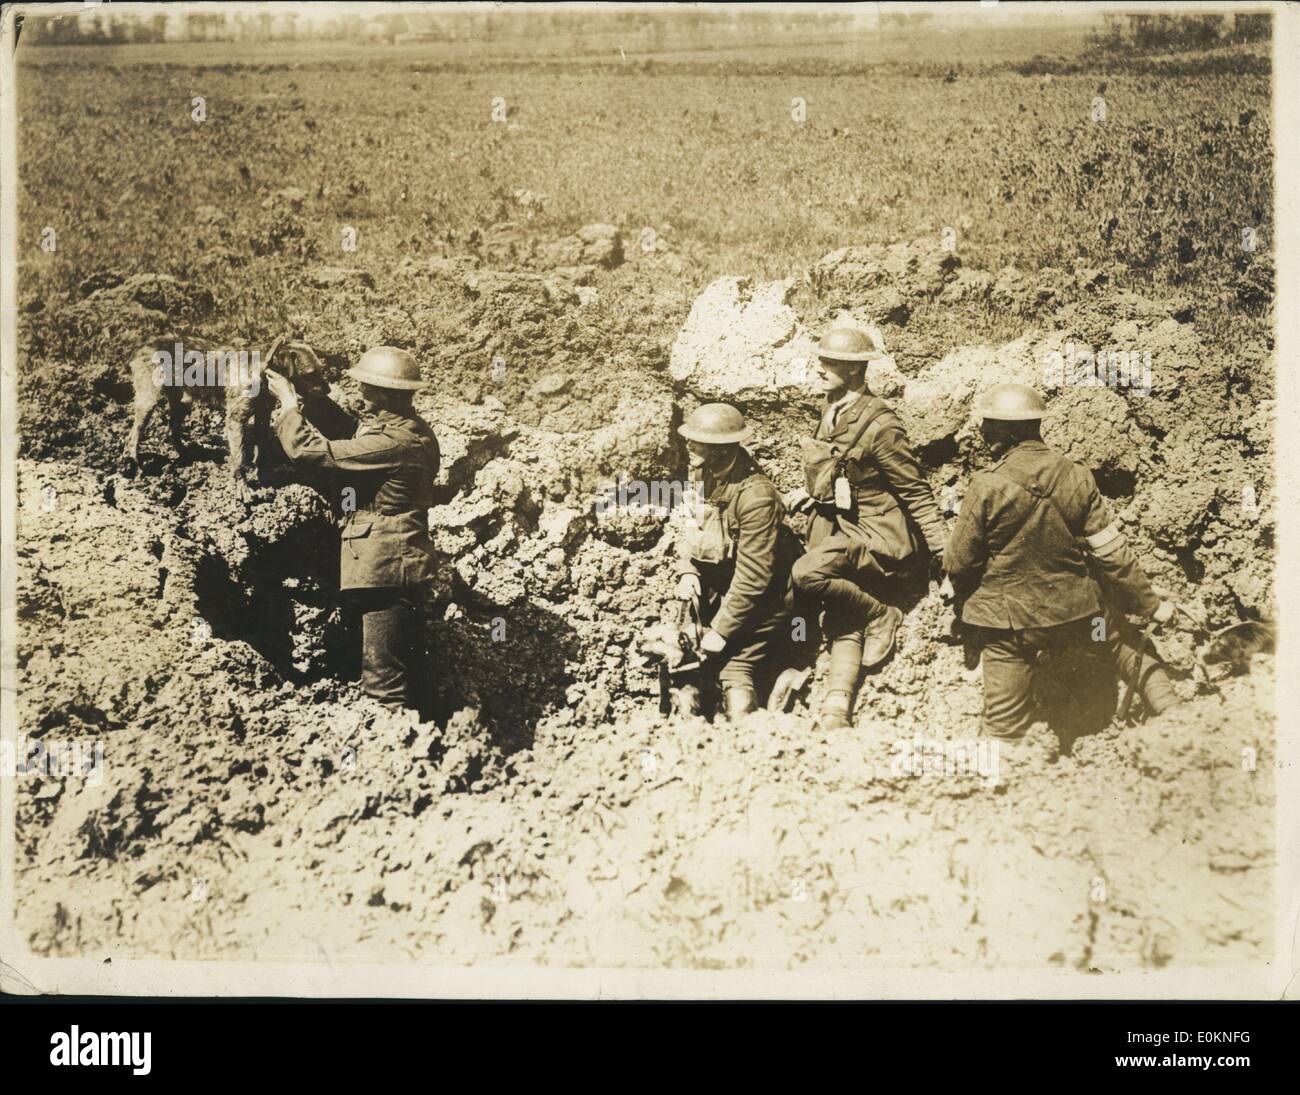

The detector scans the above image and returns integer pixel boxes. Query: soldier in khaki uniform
[944,383,1184,742]
[786,328,949,730]
[265,347,440,711]
[674,404,802,720]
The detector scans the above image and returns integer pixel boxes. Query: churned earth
[10,224,1275,974]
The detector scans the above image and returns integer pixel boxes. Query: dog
[639,618,705,716]
[124,334,331,474]
[640,615,809,718]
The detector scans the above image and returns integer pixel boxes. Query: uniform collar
[365,407,425,433]
[828,389,872,427]
[991,438,1049,469]
[705,448,756,499]
[826,386,867,412]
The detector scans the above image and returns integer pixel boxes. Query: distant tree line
[19,8,872,46]
[880,13,935,29]
[22,11,170,44]
[1090,12,1270,51]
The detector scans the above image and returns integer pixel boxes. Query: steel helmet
[677,403,750,445]
[817,326,884,364]
[979,383,1047,422]
[347,346,425,390]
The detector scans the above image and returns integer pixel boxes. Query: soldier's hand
[699,629,727,655]
[928,552,946,583]
[1153,599,1204,630]
[264,369,297,406]
[675,573,701,602]
[1152,600,1176,626]
[784,487,815,514]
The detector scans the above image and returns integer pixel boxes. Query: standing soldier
[944,383,1184,745]
[265,346,440,712]
[786,327,949,730]
[674,403,802,720]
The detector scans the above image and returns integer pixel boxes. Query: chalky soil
[13,235,1273,972]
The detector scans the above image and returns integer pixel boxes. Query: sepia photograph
[0,0,1295,1009]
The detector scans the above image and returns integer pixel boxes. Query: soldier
[265,346,440,712]
[786,327,948,730]
[944,383,1184,744]
[674,403,802,720]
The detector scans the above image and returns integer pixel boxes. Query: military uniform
[1102,603,1180,717]
[792,391,947,693]
[677,450,799,697]
[275,404,440,708]
[944,438,1167,738]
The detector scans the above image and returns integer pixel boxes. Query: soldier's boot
[723,685,758,722]
[768,667,811,713]
[816,690,854,731]
[1141,665,1182,716]
[861,605,903,668]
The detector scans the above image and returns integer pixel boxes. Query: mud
[12,232,1274,969]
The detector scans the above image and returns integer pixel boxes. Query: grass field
[17,34,1272,356]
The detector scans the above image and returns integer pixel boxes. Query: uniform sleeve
[872,423,948,554]
[710,485,784,641]
[426,434,442,482]
[674,532,701,580]
[1072,468,1162,616]
[275,405,402,472]
[943,476,990,597]
[1073,467,1114,541]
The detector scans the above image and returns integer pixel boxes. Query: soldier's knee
[981,682,1035,738]
[717,661,756,689]
[791,553,829,594]
[981,711,1032,741]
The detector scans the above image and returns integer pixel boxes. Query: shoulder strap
[990,457,1076,536]
[835,398,891,470]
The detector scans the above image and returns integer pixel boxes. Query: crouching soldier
[786,328,948,730]
[944,383,1184,744]
[265,346,440,711]
[674,404,801,720]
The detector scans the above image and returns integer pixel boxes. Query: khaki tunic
[806,392,948,564]
[678,450,799,642]
[944,439,1160,630]
[275,404,440,590]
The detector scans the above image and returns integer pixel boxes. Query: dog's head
[265,338,330,395]
[639,620,684,667]
[639,619,701,673]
